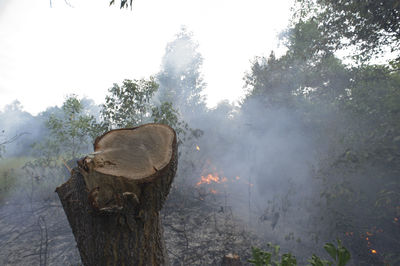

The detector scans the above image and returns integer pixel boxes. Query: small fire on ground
[196,174,227,186]
[346,227,386,257]
[195,160,254,196]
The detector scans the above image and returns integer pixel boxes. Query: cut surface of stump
[80,124,176,210]
[56,123,177,266]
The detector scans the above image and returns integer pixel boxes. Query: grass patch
[0,157,34,202]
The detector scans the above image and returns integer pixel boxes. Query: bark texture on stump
[56,124,177,266]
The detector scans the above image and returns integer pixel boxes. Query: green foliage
[0,157,32,202]
[248,243,297,266]
[101,78,158,129]
[152,102,181,128]
[101,78,191,146]
[244,19,350,109]
[151,102,189,143]
[249,240,350,266]
[33,95,101,160]
[248,247,272,266]
[281,254,297,266]
[293,0,400,63]
[244,2,400,261]
[322,239,351,266]
[0,168,17,201]
[307,255,332,266]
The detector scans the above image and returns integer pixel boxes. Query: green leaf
[281,253,297,266]
[337,242,351,266]
[274,245,280,255]
[324,243,337,261]
[307,254,332,266]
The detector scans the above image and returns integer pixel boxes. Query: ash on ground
[0,184,263,266]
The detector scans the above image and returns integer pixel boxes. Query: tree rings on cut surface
[78,123,177,211]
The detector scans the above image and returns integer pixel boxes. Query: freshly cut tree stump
[56,124,177,266]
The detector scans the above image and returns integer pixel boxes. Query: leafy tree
[244,18,352,112]
[101,78,190,144]
[156,27,207,120]
[33,95,101,160]
[101,78,158,129]
[293,0,400,64]
[243,7,400,262]
[152,102,189,143]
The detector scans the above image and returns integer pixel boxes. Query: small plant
[249,239,350,266]
[248,243,297,266]
[307,254,332,266]
[310,239,351,266]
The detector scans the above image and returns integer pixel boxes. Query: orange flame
[371,249,377,254]
[196,173,227,186]
[196,145,200,151]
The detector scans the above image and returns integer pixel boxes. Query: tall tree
[293,0,400,64]
[243,12,400,263]
[244,19,350,109]
[156,27,207,120]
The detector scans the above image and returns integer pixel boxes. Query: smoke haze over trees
[0,1,399,265]
[156,27,207,122]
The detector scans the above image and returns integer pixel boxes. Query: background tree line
[240,0,400,264]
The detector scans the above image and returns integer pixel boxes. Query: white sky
[0,0,292,115]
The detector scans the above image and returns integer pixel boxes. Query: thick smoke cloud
[152,30,331,261]
[179,96,320,255]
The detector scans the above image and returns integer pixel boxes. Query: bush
[249,239,350,266]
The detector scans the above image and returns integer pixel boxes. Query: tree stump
[56,124,177,266]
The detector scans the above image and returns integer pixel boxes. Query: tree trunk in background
[56,124,177,266]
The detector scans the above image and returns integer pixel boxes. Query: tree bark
[56,124,177,266]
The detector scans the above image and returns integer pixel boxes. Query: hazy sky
[0,0,292,115]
